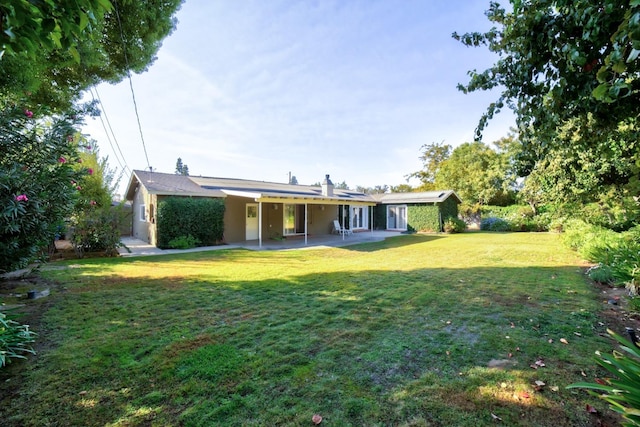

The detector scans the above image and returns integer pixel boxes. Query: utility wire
[113,0,152,171]
[89,86,132,176]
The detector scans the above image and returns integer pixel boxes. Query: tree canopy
[455,1,640,142]
[455,0,640,216]
[1,0,183,110]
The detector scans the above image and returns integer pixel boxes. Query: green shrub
[156,197,225,249]
[0,103,86,273]
[481,205,551,232]
[167,235,201,249]
[480,217,510,231]
[0,312,36,367]
[562,220,640,288]
[587,264,614,284]
[568,329,640,426]
[407,205,440,232]
[628,298,640,315]
[70,205,123,258]
[443,217,466,233]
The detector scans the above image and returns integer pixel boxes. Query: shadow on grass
[2,259,620,427]
[345,233,444,252]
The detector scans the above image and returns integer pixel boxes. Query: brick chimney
[321,174,334,197]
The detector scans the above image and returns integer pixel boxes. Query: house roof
[371,190,462,204]
[126,170,375,205]
[190,176,374,204]
[125,170,227,200]
[125,170,461,206]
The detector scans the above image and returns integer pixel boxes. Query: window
[140,204,146,222]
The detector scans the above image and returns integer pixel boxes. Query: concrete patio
[118,230,404,257]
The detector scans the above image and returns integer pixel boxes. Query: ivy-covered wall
[156,197,225,248]
[439,196,459,221]
[407,204,440,232]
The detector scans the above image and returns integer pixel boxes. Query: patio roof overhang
[221,189,376,206]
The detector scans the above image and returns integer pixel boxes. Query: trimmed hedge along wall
[157,197,225,249]
[407,205,440,232]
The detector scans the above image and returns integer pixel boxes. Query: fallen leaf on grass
[312,414,323,424]
[519,391,531,399]
[550,386,559,392]
[533,380,545,391]
[530,359,546,369]
[560,338,569,344]
[491,413,502,421]
[595,378,607,385]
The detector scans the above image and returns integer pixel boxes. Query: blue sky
[82,0,515,196]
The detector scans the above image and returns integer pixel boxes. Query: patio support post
[304,203,308,245]
[342,204,345,240]
[370,206,373,234]
[258,201,262,248]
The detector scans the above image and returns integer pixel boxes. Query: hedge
[156,197,225,249]
[407,205,440,232]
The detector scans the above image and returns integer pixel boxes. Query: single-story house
[125,170,461,247]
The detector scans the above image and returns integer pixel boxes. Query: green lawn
[0,233,621,426]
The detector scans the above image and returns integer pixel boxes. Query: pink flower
[76,185,82,190]
[85,145,92,150]
[58,156,67,163]
[87,168,93,175]
[71,180,76,185]
[24,110,33,118]
[90,200,97,206]
[77,158,82,163]
[15,194,28,202]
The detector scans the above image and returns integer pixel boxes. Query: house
[125,170,461,247]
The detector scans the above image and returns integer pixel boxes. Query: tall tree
[390,184,415,193]
[1,0,184,111]
[435,141,513,205]
[407,142,452,190]
[175,157,189,176]
[454,1,640,207]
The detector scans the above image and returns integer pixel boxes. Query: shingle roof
[126,171,374,203]
[125,170,460,205]
[125,170,226,200]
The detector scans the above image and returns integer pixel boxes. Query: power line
[113,0,152,171]
[89,86,132,176]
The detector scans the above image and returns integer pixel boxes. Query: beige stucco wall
[223,195,247,243]
[306,204,340,235]
[261,203,284,240]
[131,185,151,243]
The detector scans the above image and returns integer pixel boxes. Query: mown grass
[0,233,620,426]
